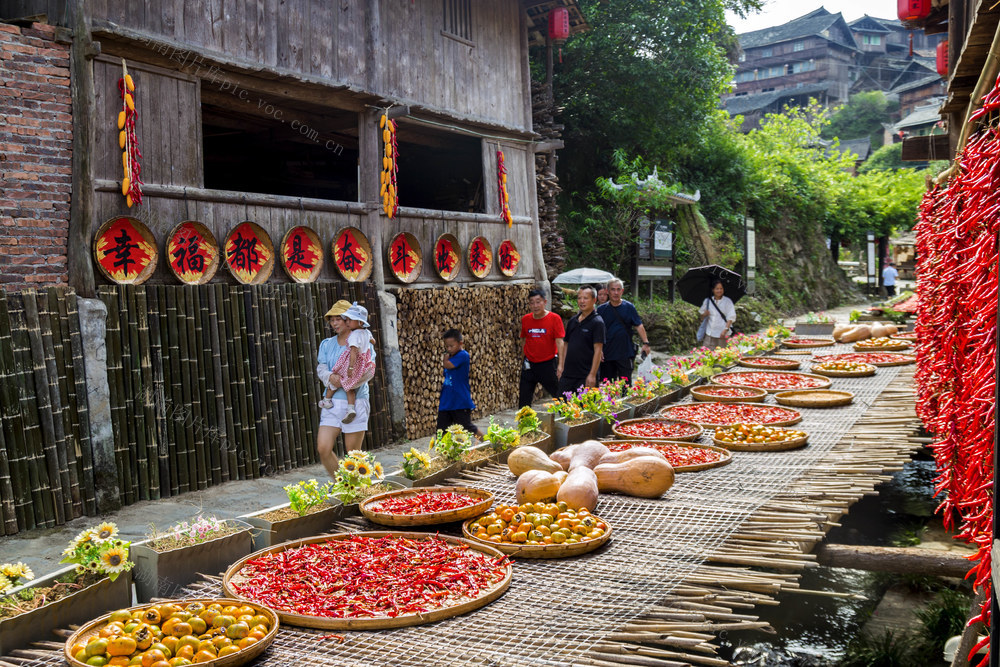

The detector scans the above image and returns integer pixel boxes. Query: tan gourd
[550,445,576,469]
[556,467,599,511]
[516,470,563,504]
[507,446,563,476]
[598,447,667,465]
[568,440,610,471]
[870,323,887,338]
[832,324,852,341]
[594,456,675,498]
[884,323,899,335]
[840,325,870,343]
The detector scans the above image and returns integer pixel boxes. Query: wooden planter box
[0,566,132,654]
[518,430,553,454]
[409,462,463,488]
[131,519,253,602]
[794,323,836,335]
[625,397,657,417]
[656,388,682,407]
[553,416,598,449]
[537,411,555,436]
[241,500,343,550]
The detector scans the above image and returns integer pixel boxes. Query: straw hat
[324,300,352,319]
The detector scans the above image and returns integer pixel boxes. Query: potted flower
[579,384,628,437]
[515,406,552,452]
[131,514,253,602]
[0,524,133,654]
[624,377,658,416]
[795,311,836,336]
[546,398,598,449]
[478,418,521,466]
[241,478,343,550]
[402,446,459,488]
[333,450,407,516]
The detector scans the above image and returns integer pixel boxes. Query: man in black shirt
[557,286,605,396]
[597,278,651,384]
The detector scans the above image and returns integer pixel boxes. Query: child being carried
[318,302,376,424]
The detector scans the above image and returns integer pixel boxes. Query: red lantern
[937,39,949,77]
[898,0,931,21]
[548,8,570,41]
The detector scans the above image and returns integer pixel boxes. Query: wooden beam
[67,0,97,297]
[533,139,565,152]
[814,543,972,578]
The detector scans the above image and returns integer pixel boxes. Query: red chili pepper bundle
[117,62,143,207]
[497,150,513,227]
[914,118,1000,665]
[229,534,508,619]
[369,492,479,515]
[605,441,726,466]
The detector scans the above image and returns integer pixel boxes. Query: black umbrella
[676,265,746,307]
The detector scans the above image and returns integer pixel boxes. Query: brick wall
[0,22,72,288]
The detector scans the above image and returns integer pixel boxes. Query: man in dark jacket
[597,278,650,384]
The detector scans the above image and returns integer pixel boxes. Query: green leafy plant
[515,406,540,435]
[146,514,243,551]
[59,522,133,581]
[0,563,33,594]
[331,451,384,504]
[284,479,335,517]
[804,311,834,324]
[431,425,473,462]
[401,447,432,480]
[912,589,971,662]
[839,629,913,666]
[849,309,864,323]
[485,418,520,452]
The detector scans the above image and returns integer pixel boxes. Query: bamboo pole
[146,285,170,498]
[181,287,205,490]
[206,285,231,482]
[226,285,251,479]
[99,286,128,505]
[193,286,220,486]
[36,290,73,521]
[0,291,30,532]
[49,288,81,517]
[246,286,268,477]
[65,292,96,515]
[124,285,145,502]
[165,285,187,494]
[135,288,159,500]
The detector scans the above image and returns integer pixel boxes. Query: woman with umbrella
[699,280,736,349]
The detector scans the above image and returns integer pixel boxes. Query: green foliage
[912,589,971,662]
[431,425,473,462]
[284,479,334,517]
[859,142,907,173]
[485,418,520,452]
[823,91,898,149]
[839,629,914,666]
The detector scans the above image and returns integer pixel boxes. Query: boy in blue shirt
[437,329,482,438]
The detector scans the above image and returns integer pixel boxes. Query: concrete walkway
[0,298,882,578]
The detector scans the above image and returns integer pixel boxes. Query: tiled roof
[895,102,945,130]
[849,15,892,33]
[836,137,872,160]
[740,8,858,51]
[891,74,944,95]
[723,83,831,115]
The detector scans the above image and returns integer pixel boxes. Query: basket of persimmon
[463,500,612,559]
[810,360,876,378]
[711,423,809,452]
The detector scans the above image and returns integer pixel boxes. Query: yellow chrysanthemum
[94,522,118,542]
[373,462,384,478]
[0,562,31,580]
[100,546,128,573]
[0,574,11,594]
[356,462,372,477]
[342,459,357,473]
[72,529,95,547]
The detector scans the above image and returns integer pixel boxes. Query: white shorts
[319,398,370,433]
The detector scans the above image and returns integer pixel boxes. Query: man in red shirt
[519,288,565,407]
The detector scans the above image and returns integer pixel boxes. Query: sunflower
[0,574,11,594]
[71,529,95,548]
[100,546,129,574]
[356,461,372,477]
[346,450,366,461]
[342,459,357,473]
[372,462,384,478]
[0,562,32,581]
[87,560,101,571]
[94,522,118,542]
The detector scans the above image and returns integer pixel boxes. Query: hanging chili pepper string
[496,149,512,227]
[116,63,143,207]
[380,111,398,218]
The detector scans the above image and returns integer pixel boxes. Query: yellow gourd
[508,446,563,476]
[515,470,563,504]
[594,457,675,498]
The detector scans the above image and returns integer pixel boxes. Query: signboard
[280,226,323,283]
[388,232,421,283]
[167,221,219,285]
[434,234,460,281]
[333,226,373,282]
[653,221,673,259]
[497,239,520,277]
[93,216,157,285]
[224,221,274,284]
[867,231,877,292]
[745,216,756,295]
[468,236,492,279]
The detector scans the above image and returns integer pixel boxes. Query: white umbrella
[551,267,617,285]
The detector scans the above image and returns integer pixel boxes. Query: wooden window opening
[443,0,474,45]
[394,120,483,213]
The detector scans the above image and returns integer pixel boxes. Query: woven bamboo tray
[360,486,493,527]
[710,370,832,393]
[890,332,919,341]
[813,353,916,367]
[64,598,279,667]
[737,356,801,370]
[222,532,511,630]
[810,364,877,378]
[462,515,612,559]
[611,417,703,442]
[773,349,813,355]
[773,389,855,408]
[603,438,733,472]
[852,342,911,352]
[661,402,803,427]
[781,337,835,349]
[690,385,767,403]
[712,432,809,452]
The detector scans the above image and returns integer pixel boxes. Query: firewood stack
[397,284,531,439]
[532,81,566,305]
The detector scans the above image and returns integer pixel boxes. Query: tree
[822,91,898,149]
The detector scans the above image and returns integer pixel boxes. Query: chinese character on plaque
[497,240,520,277]
[166,221,219,284]
[224,221,274,284]
[467,236,492,279]
[93,216,157,284]
[280,226,323,283]
[332,227,373,282]
[433,234,460,281]
[387,232,422,283]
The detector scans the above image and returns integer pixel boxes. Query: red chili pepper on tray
[605,440,725,467]
[369,492,479,515]
[662,403,800,426]
[615,419,702,439]
[713,371,827,390]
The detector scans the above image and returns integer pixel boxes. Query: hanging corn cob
[380,112,399,218]
[117,59,143,207]
[497,149,512,227]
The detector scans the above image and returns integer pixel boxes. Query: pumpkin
[508,446,562,476]
[550,445,576,470]
[598,447,668,465]
[568,440,610,471]
[556,467,599,511]
[516,469,563,504]
[594,457,675,498]
[832,324,852,341]
[870,323,887,338]
[883,323,898,335]
[840,325,870,343]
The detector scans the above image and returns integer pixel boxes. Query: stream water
[717,455,943,666]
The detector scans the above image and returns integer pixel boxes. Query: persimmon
[107,636,137,656]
